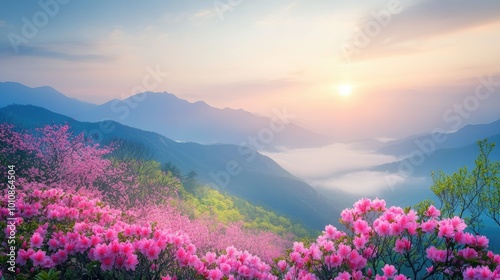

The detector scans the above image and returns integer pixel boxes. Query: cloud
[263,144,425,195]
[311,171,405,195]
[0,20,6,27]
[347,0,500,60]
[264,143,398,180]
[190,9,216,20]
[0,45,114,62]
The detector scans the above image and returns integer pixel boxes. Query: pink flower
[353,235,367,250]
[338,244,351,258]
[390,222,404,236]
[208,268,223,280]
[463,267,476,280]
[309,244,322,260]
[76,236,91,253]
[438,221,454,238]
[94,244,110,261]
[100,256,115,271]
[458,248,478,259]
[30,250,47,267]
[425,205,441,218]
[17,248,34,265]
[121,242,134,255]
[205,252,217,264]
[220,262,232,274]
[353,219,371,235]
[326,254,342,268]
[382,264,396,278]
[393,274,409,280]
[30,233,44,248]
[104,228,117,241]
[144,244,161,261]
[394,238,411,254]
[374,220,391,236]
[124,253,139,271]
[340,210,354,223]
[323,225,344,240]
[475,235,489,248]
[334,271,351,280]
[371,198,386,211]
[277,260,287,272]
[420,220,437,233]
[109,241,121,256]
[426,246,450,263]
[354,198,372,214]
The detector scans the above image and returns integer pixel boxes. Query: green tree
[431,139,500,234]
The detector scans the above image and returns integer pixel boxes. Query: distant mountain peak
[0,81,332,149]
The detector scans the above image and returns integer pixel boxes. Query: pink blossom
[208,268,223,280]
[334,271,351,280]
[124,253,139,271]
[30,232,44,248]
[353,219,371,235]
[374,220,391,236]
[277,260,287,272]
[420,220,437,233]
[394,238,411,254]
[425,205,441,218]
[475,235,489,248]
[30,250,47,267]
[393,274,409,280]
[458,248,478,259]
[353,235,367,250]
[382,264,396,278]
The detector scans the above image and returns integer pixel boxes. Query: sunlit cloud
[0,45,115,62]
[349,0,500,60]
[190,9,216,20]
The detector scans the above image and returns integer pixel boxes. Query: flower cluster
[276,198,500,279]
[1,185,277,279]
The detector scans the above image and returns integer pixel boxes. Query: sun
[338,85,353,96]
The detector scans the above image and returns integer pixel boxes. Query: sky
[1,0,500,141]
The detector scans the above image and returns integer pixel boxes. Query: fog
[263,143,408,196]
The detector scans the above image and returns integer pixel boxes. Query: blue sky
[1,0,500,140]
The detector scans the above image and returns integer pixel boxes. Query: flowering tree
[0,124,180,209]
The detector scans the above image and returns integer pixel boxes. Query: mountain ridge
[0,104,340,230]
[0,81,331,149]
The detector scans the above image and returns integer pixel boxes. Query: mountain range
[0,82,330,150]
[2,80,500,233]
[0,104,339,230]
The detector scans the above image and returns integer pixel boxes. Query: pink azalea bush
[276,198,500,279]
[135,205,290,262]
[1,183,277,279]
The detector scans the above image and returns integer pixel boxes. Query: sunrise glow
[338,85,353,97]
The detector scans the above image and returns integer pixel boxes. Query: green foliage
[109,149,314,239]
[431,139,500,234]
[34,269,61,280]
[413,198,434,217]
[178,184,313,238]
